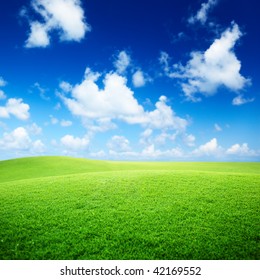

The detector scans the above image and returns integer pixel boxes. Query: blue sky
[0,0,259,161]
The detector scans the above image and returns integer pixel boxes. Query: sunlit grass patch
[0,157,259,259]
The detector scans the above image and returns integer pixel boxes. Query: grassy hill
[0,156,259,260]
[0,156,259,183]
[0,156,112,183]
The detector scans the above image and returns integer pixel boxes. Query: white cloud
[49,115,72,127]
[183,133,196,147]
[60,68,144,122]
[54,103,61,110]
[27,123,42,135]
[0,77,7,87]
[188,0,218,25]
[25,0,90,48]
[90,150,106,158]
[141,144,183,158]
[142,96,188,131]
[0,107,10,118]
[139,128,153,146]
[107,143,183,160]
[0,98,30,120]
[59,81,73,93]
[32,139,45,153]
[0,121,7,130]
[141,128,153,139]
[183,23,249,100]
[114,51,131,74]
[26,22,50,48]
[107,135,131,153]
[61,134,89,152]
[60,120,72,127]
[33,82,49,100]
[226,143,258,157]
[50,115,59,125]
[60,68,189,138]
[159,51,172,74]
[214,123,222,131]
[0,127,31,150]
[0,77,7,100]
[193,138,223,156]
[162,23,250,102]
[0,127,44,153]
[122,95,188,131]
[132,70,147,87]
[84,118,117,133]
[0,90,6,100]
[155,132,177,146]
[232,94,254,106]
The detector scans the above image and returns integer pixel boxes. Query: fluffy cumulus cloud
[107,135,131,153]
[226,143,258,157]
[0,127,44,153]
[0,98,30,120]
[26,22,50,48]
[142,96,188,131]
[182,23,250,100]
[60,68,144,122]
[61,134,89,152]
[114,51,131,74]
[188,0,218,25]
[132,70,148,87]
[25,0,90,48]
[60,68,189,142]
[193,138,223,156]
[161,23,250,102]
[141,144,183,159]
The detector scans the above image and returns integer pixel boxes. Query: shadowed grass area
[0,157,259,259]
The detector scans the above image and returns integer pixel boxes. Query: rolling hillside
[0,156,259,183]
[0,157,259,260]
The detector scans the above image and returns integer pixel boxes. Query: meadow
[0,156,259,260]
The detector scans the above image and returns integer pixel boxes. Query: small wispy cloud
[232,95,254,106]
[214,123,222,132]
[188,0,218,25]
[114,51,131,74]
[0,77,7,100]
[33,82,50,101]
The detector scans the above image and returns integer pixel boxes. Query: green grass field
[0,156,259,260]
